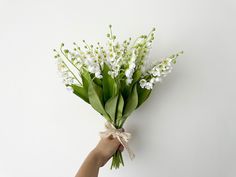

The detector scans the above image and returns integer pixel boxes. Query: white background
[0,0,235,177]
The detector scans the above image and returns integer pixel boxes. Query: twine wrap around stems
[99,121,135,160]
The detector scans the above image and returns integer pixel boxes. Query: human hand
[91,135,124,167]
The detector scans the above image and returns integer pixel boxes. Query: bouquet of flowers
[53,25,183,169]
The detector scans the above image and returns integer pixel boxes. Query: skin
[75,135,124,177]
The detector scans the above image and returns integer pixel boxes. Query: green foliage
[71,84,89,103]
[71,69,91,103]
[122,84,138,124]
[137,84,152,107]
[81,69,91,90]
[132,69,142,84]
[88,80,111,122]
[105,95,119,124]
[116,94,124,128]
[102,63,118,102]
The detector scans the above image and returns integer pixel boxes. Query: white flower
[139,79,147,88]
[126,78,133,84]
[86,57,97,65]
[125,68,135,85]
[125,69,134,78]
[124,50,136,85]
[161,68,172,76]
[140,77,160,90]
[154,77,162,83]
[95,72,103,79]
[150,78,156,84]
[129,62,135,69]
[76,62,83,68]
[54,27,183,98]
[87,65,96,73]
[135,38,144,45]
[144,82,153,89]
[66,86,73,92]
[57,60,67,73]
[108,70,118,78]
[84,57,103,79]
[63,77,74,85]
[106,54,122,78]
[150,67,161,77]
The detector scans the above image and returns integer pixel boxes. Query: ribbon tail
[119,137,135,160]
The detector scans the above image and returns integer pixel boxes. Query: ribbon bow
[99,121,135,160]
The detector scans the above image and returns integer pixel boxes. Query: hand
[91,135,124,167]
[75,135,124,177]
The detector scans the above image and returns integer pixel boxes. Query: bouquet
[53,25,183,169]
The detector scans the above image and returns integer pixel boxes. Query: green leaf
[116,94,124,128]
[81,69,91,90]
[120,80,130,100]
[71,84,89,103]
[132,69,142,84]
[88,81,110,121]
[121,69,142,101]
[122,84,138,121]
[105,95,119,123]
[137,84,152,107]
[102,63,118,102]
[94,77,102,86]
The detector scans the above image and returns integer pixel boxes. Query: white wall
[0,0,235,177]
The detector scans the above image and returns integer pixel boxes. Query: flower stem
[61,61,82,85]
[60,47,82,73]
[110,150,124,169]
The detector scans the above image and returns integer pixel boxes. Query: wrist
[90,149,104,167]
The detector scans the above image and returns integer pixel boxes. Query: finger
[118,145,124,152]
[107,134,114,140]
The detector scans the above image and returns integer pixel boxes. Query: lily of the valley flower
[84,58,103,79]
[125,50,136,84]
[53,26,183,92]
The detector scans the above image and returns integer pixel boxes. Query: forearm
[75,150,101,177]
[75,136,122,177]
